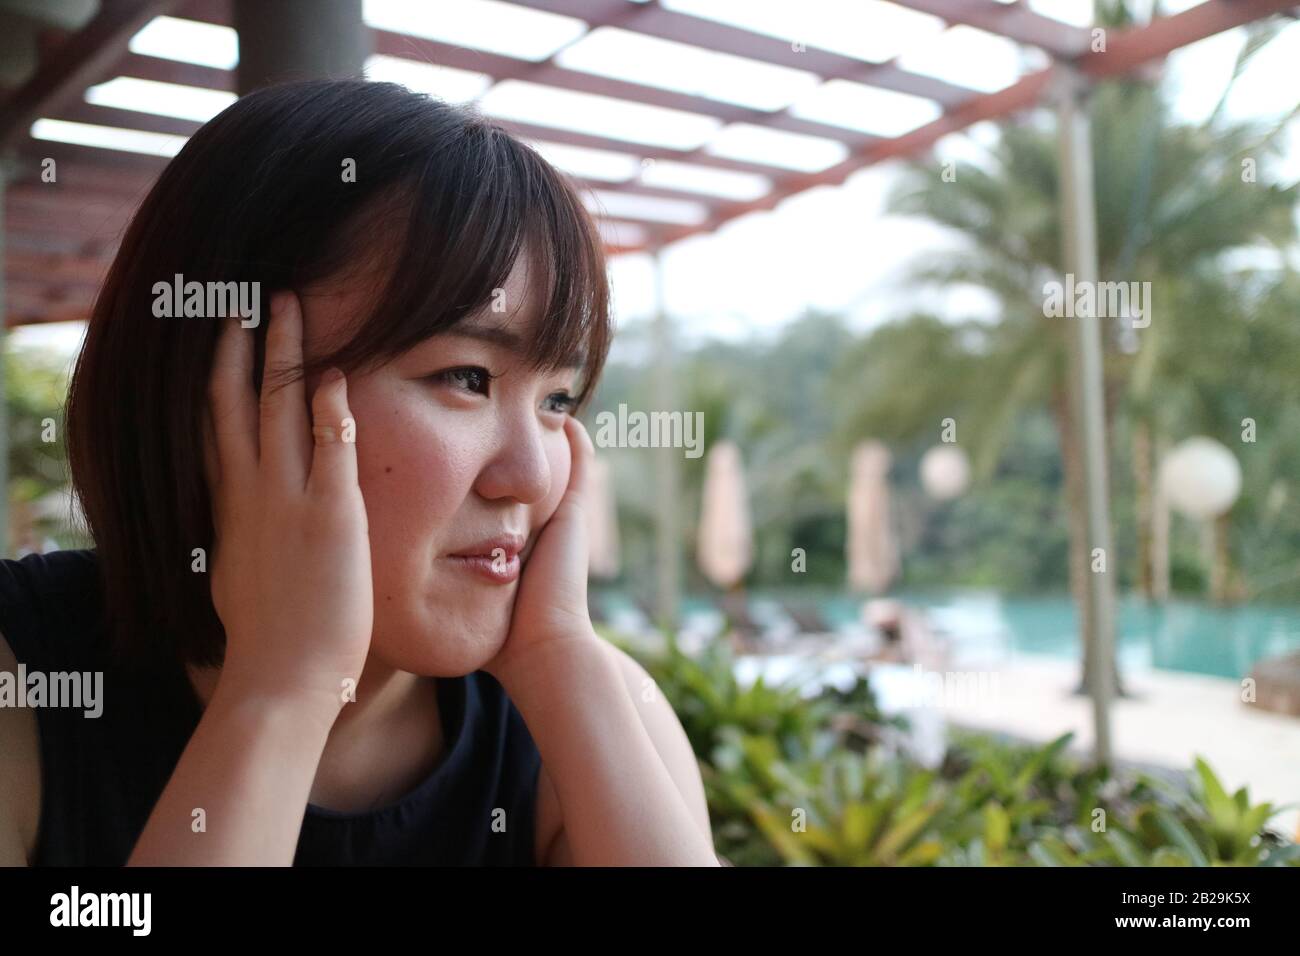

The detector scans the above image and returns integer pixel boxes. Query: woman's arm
[0,633,40,866]
[127,687,338,866]
[131,294,371,865]
[503,636,719,867]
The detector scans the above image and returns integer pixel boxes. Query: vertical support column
[1152,437,1171,601]
[1056,66,1115,767]
[650,247,679,635]
[234,0,369,96]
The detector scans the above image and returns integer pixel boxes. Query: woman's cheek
[353,403,472,528]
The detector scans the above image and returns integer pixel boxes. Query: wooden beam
[895,0,1091,58]
[0,0,178,146]
[6,248,113,286]
[9,138,168,185]
[5,288,98,328]
[53,99,201,137]
[116,50,233,90]
[6,182,141,229]
[490,118,803,178]
[1078,0,1300,78]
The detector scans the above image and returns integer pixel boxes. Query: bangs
[307,111,611,409]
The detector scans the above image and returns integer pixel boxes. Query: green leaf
[875,802,942,863]
[1104,828,1148,868]
[842,802,873,852]
[984,802,1011,855]
[1152,809,1211,867]
[1151,847,1191,867]
[1011,733,1072,795]
[1194,757,1235,822]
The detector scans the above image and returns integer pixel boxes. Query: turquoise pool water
[895,593,1300,680]
[600,589,1300,681]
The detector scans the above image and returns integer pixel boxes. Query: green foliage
[619,633,1299,866]
[3,344,85,550]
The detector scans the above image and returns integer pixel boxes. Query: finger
[259,291,312,490]
[560,415,596,511]
[307,368,359,495]
[554,415,594,587]
[207,317,258,486]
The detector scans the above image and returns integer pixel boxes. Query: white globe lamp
[1160,437,1241,520]
[920,445,971,501]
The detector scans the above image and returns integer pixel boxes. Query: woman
[0,79,717,866]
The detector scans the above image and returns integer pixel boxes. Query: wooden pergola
[0,0,1294,329]
[0,0,1296,764]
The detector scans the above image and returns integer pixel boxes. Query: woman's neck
[185,657,446,813]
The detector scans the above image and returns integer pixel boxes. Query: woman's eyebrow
[443,321,586,369]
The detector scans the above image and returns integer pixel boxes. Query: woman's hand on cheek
[483,414,600,686]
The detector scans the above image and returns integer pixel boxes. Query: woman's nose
[472,410,553,505]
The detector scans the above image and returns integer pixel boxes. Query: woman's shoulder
[0,547,100,607]
[0,548,104,671]
[0,548,100,865]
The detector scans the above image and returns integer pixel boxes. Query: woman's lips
[445,552,521,584]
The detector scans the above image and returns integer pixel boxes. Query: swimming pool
[598,589,1300,681]
[919,592,1300,680]
[821,591,1300,680]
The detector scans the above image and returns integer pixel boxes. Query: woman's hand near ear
[204,290,374,714]
[128,291,372,866]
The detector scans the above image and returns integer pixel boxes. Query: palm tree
[878,1,1298,687]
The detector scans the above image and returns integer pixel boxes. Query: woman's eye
[543,391,577,414]
[433,366,494,396]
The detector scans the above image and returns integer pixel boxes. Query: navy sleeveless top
[0,549,544,866]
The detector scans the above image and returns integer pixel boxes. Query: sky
[9,1,1299,360]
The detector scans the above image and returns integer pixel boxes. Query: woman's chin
[374,605,512,677]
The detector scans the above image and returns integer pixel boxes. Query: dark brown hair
[65,78,612,671]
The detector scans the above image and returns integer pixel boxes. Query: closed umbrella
[847,440,898,594]
[696,440,753,589]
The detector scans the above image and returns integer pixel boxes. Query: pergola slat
[485,117,802,178]
[53,99,202,138]
[1077,0,1299,77]
[115,50,233,91]
[895,0,1092,58]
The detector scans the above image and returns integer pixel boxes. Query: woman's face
[299,255,576,676]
